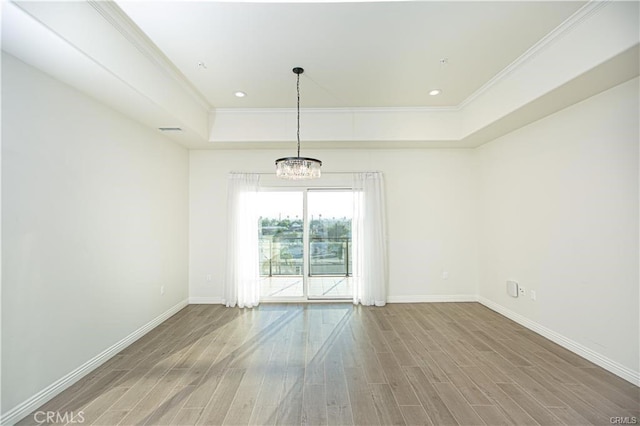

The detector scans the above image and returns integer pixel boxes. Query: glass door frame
[258,186,353,303]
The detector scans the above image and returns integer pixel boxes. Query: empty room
[1,1,639,425]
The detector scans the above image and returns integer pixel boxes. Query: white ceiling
[2,1,639,148]
[116,1,585,109]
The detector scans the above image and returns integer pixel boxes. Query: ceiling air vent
[158,127,182,132]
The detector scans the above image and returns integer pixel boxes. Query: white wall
[2,51,637,424]
[189,148,478,302]
[476,78,639,380]
[1,54,189,416]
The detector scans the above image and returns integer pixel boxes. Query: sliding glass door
[257,191,304,298]
[307,190,353,299]
[257,189,352,301]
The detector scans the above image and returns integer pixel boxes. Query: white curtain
[223,173,261,308]
[352,172,388,306]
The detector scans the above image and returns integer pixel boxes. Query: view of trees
[260,216,351,239]
[259,215,352,276]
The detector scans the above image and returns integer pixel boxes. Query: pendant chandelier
[275,67,322,179]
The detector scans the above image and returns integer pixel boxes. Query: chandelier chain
[297,71,301,158]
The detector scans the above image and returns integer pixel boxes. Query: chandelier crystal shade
[275,67,322,179]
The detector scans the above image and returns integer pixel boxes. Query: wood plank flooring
[17,303,640,425]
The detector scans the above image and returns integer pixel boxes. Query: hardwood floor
[17,303,639,425]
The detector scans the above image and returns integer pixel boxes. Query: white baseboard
[1,299,189,426]
[188,296,480,305]
[478,296,640,387]
[189,295,479,305]
[189,296,223,304]
[388,294,478,303]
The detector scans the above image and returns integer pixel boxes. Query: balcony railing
[259,237,352,277]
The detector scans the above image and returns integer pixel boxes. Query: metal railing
[309,237,351,276]
[259,237,352,277]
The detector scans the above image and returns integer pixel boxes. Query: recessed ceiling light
[429,89,441,96]
[234,91,246,98]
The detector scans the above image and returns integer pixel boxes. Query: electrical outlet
[519,286,526,297]
[441,271,449,280]
[530,290,536,301]
[206,274,213,282]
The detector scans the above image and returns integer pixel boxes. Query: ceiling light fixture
[429,58,448,97]
[234,91,246,98]
[275,67,322,180]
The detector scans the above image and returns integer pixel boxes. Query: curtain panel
[352,172,388,306]
[223,171,387,307]
[223,173,261,308]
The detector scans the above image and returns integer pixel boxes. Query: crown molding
[4,0,209,145]
[87,0,211,111]
[459,0,610,109]
[6,0,633,149]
